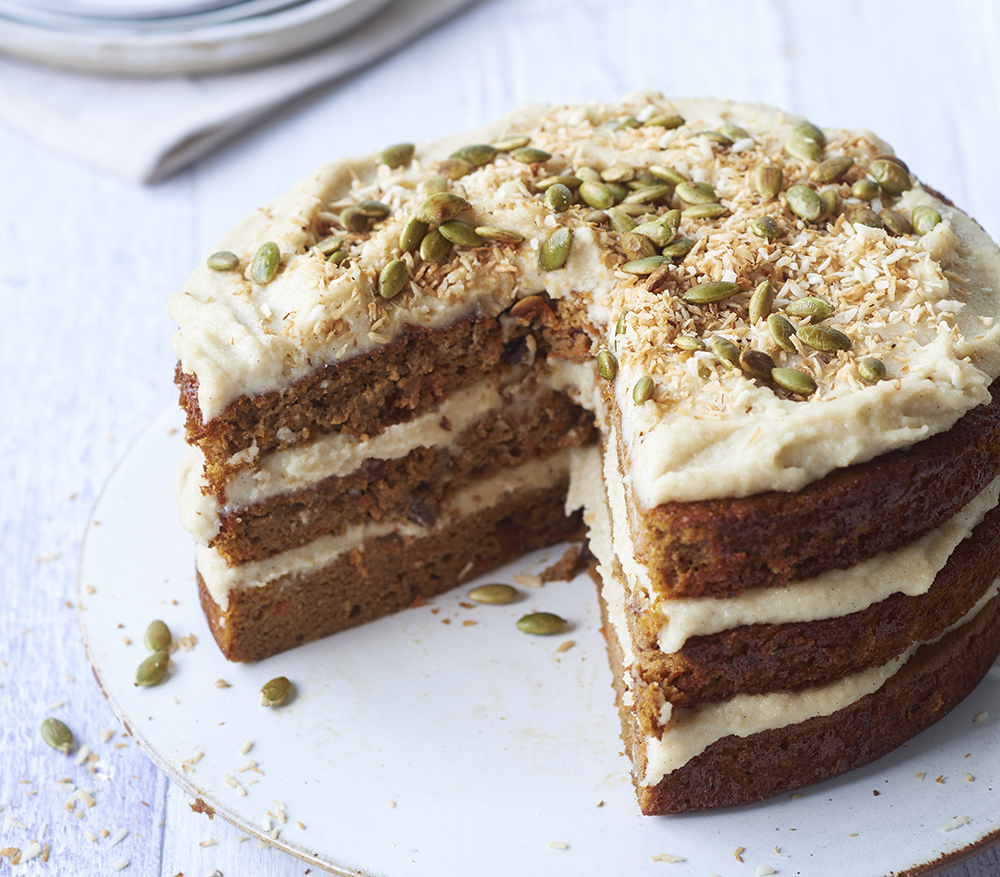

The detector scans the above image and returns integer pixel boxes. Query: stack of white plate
[0,0,395,75]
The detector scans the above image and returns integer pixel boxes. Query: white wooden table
[1,1,998,874]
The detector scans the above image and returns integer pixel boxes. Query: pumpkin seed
[720,123,750,142]
[250,242,280,284]
[607,207,637,233]
[379,260,408,299]
[418,175,449,197]
[816,188,839,223]
[583,210,609,224]
[748,279,775,324]
[755,165,783,200]
[135,650,169,687]
[511,147,552,164]
[340,206,369,232]
[660,209,681,238]
[475,226,524,244]
[436,158,471,180]
[872,153,910,173]
[682,203,728,219]
[516,612,566,635]
[451,144,497,167]
[676,181,717,204]
[41,717,74,754]
[260,676,292,707]
[751,216,780,241]
[313,236,343,256]
[633,375,655,403]
[399,217,430,252]
[420,228,451,261]
[415,192,471,224]
[439,220,484,248]
[623,185,672,205]
[493,134,531,151]
[536,175,582,190]
[611,203,649,218]
[648,164,687,184]
[597,349,617,380]
[858,357,887,382]
[579,181,615,210]
[631,220,673,247]
[710,335,740,369]
[684,280,740,305]
[509,295,544,321]
[646,264,672,294]
[144,620,171,652]
[771,367,817,395]
[811,156,854,183]
[785,297,833,321]
[849,207,883,228]
[880,208,913,236]
[544,183,574,213]
[615,311,627,335]
[786,185,822,221]
[356,199,391,219]
[644,113,684,129]
[605,182,630,202]
[328,249,349,266]
[662,236,696,258]
[739,348,776,381]
[621,231,657,260]
[699,129,732,144]
[767,313,796,351]
[540,227,572,271]
[912,205,942,236]
[622,256,667,275]
[379,143,414,168]
[576,166,601,183]
[851,179,880,200]
[468,583,517,604]
[797,325,851,351]
[601,165,634,182]
[784,135,823,162]
[207,251,239,271]
[869,159,910,196]
[675,335,706,351]
[793,120,826,146]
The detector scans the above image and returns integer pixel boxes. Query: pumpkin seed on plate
[250,242,280,284]
[207,250,239,271]
[135,650,169,687]
[260,676,292,707]
[516,612,566,635]
[41,717,73,754]
[540,227,572,271]
[771,367,817,395]
[144,620,171,652]
[631,220,673,247]
[468,583,518,604]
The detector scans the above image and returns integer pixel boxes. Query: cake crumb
[190,798,215,820]
[651,853,684,862]
[214,679,231,689]
[122,637,131,646]
[296,821,306,829]
[772,846,788,857]
[540,544,587,582]
[199,839,216,848]
[176,634,197,651]
[872,790,880,796]
[462,620,476,627]
[237,760,257,773]
[513,573,543,589]
[915,772,926,780]
[755,867,777,876]
[972,711,988,723]
[848,833,858,837]
[941,816,971,832]
[85,585,96,595]
[789,793,803,799]
[409,595,427,609]
[547,841,568,850]
[239,740,252,755]
[100,729,115,743]
[596,800,604,808]
[935,775,945,784]
[112,858,129,870]
[734,846,745,863]
[388,801,395,809]
[555,640,575,653]
[966,774,974,782]
[182,750,204,765]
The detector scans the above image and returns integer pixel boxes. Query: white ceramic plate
[79,407,1000,877]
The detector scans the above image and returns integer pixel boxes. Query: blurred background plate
[0,0,305,30]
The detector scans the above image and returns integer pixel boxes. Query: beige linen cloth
[0,0,476,183]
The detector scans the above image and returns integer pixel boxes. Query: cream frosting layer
[169,94,1000,507]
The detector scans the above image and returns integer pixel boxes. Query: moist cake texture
[169,94,1000,814]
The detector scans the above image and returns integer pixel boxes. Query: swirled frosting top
[168,93,1000,507]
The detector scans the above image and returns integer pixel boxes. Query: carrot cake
[168,94,1000,814]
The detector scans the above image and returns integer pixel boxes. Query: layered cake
[169,95,1000,814]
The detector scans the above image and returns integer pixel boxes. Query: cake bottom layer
[602,588,1000,814]
[199,482,584,662]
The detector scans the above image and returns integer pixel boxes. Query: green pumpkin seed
[710,335,740,369]
[645,264,671,294]
[720,123,750,142]
[872,153,910,173]
[748,279,775,324]
[644,113,684,129]
[613,116,641,130]
[601,165,634,182]
[786,185,822,221]
[579,181,615,210]
[437,158,472,180]
[858,357,887,382]
[648,164,688,184]
[684,281,740,305]
[816,189,839,223]
[576,166,601,183]
[621,231,657,261]
[699,130,732,144]
[751,216,780,241]
[880,208,913,236]
[493,134,531,151]
[207,251,239,271]
[633,375,655,403]
[420,229,452,261]
[851,179,880,200]
[739,348,776,381]
[849,207,883,228]
[41,717,74,754]
[622,256,667,275]
[135,650,169,687]
[439,220,484,248]
[511,147,552,164]
[468,583,518,604]
[607,207,637,233]
[544,183,574,213]
[784,136,823,162]
[675,335,706,351]
[451,144,497,167]
[540,227,572,271]
[605,182,630,202]
[797,325,851,352]
[869,159,910,196]
[415,192,471,224]
[399,217,430,252]
[583,210,608,224]
[418,176,449,197]
[340,206,369,233]
[772,367,817,395]
[660,209,681,238]
[912,205,942,236]
[811,156,854,183]
[631,220,672,247]
[144,620,171,652]
[662,236,696,258]
[676,181,717,204]
[260,676,292,707]
[793,120,826,146]
[379,260,408,299]
[767,313,797,351]
[597,349,617,380]
[516,612,566,635]
[755,165,783,200]
[785,297,833,321]
[475,226,524,244]
[536,175,582,191]
[608,202,647,217]
[682,203,728,219]
[328,249,349,266]
[615,311,628,335]
[313,236,343,256]
[623,185,672,205]
[356,199,391,219]
[250,242,280,284]
[379,143,414,169]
